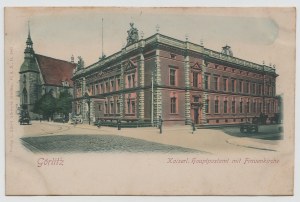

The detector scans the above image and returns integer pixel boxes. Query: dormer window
[62,80,69,87]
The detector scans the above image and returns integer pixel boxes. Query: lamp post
[84,92,91,125]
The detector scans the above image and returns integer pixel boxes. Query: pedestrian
[97,119,101,128]
[159,116,163,134]
[191,121,196,134]
[117,119,121,130]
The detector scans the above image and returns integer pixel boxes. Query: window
[22,88,28,105]
[224,100,228,113]
[246,100,250,113]
[258,84,262,95]
[231,79,235,92]
[132,74,135,87]
[128,75,131,88]
[170,69,176,86]
[214,99,219,113]
[194,96,199,103]
[213,77,218,91]
[231,100,236,114]
[258,102,262,113]
[239,99,243,113]
[100,83,104,94]
[239,80,243,93]
[131,101,136,114]
[252,83,256,94]
[223,78,227,91]
[170,97,177,114]
[204,75,209,90]
[110,102,114,114]
[193,72,198,87]
[127,100,131,114]
[205,99,209,113]
[105,82,109,93]
[245,81,249,93]
[116,102,120,114]
[105,102,108,114]
[117,78,121,90]
[95,84,99,94]
[111,80,114,92]
[253,101,257,113]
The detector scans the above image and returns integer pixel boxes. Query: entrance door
[194,108,199,124]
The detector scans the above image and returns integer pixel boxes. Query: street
[19,121,283,154]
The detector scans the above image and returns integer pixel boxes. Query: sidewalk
[29,121,280,153]
[226,137,279,151]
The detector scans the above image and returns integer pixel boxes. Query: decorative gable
[124,59,137,72]
[191,62,202,71]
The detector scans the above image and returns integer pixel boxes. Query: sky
[5,7,296,95]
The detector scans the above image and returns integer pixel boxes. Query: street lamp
[84,92,91,125]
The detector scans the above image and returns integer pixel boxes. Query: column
[201,60,208,124]
[153,49,162,125]
[119,62,125,118]
[138,53,145,120]
[184,53,191,125]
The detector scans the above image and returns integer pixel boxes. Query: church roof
[35,54,76,87]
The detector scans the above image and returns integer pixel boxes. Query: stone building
[72,23,279,125]
[19,28,76,118]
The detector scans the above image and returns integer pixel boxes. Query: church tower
[19,23,41,114]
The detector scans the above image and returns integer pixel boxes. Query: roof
[35,54,76,87]
[20,57,40,73]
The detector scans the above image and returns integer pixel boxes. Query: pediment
[191,62,202,71]
[124,59,137,72]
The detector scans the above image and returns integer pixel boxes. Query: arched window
[231,97,236,114]
[22,88,28,105]
[239,98,243,113]
[223,97,228,113]
[170,92,178,114]
[214,96,219,114]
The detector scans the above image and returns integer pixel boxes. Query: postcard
[4,7,295,195]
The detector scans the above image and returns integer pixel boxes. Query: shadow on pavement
[220,124,283,140]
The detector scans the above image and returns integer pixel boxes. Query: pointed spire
[26,21,33,45]
[28,21,30,37]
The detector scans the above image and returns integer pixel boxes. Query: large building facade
[19,29,76,118]
[72,23,279,125]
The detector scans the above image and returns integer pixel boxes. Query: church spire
[26,21,33,46]
[20,21,39,73]
[24,21,34,58]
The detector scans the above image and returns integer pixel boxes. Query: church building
[19,27,76,118]
[72,23,279,125]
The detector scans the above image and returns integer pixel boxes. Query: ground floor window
[239,99,243,113]
[116,102,120,114]
[231,100,236,114]
[224,100,228,113]
[205,99,209,113]
[214,99,219,114]
[170,97,177,114]
[132,101,136,114]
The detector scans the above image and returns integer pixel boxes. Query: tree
[33,91,57,120]
[56,90,73,118]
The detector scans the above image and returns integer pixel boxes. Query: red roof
[35,54,76,87]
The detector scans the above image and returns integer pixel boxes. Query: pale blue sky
[5,7,295,94]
